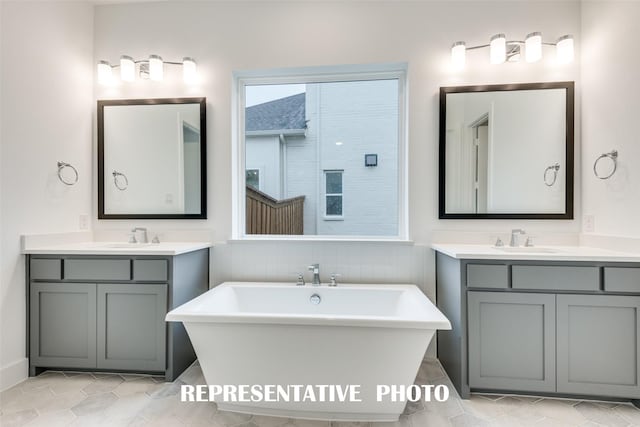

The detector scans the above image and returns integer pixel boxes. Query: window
[324,171,343,217]
[235,63,407,239]
[246,169,260,191]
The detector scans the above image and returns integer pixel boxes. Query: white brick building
[246,80,399,236]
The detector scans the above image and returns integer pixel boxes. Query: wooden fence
[246,186,305,235]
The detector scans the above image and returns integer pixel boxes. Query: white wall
[581,1,640,238]
[0,1,94,389]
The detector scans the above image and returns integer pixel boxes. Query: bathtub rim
[165,282,452,330]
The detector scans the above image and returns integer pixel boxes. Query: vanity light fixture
[96,54,197,84]
[97,60,112,85]
[182,57,197,84]
[451,42,466,70]
[451,33,574,68]
[525,32,542,63]
[489,34,506,64]
[148,55,164,81]
[556,35,574,64]
[120,55,135,82]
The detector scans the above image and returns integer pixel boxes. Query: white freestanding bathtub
[166,282,451,421]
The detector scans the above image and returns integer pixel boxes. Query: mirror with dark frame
[439,82,574,219]
[98,97,207,219]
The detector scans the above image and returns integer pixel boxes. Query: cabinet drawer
[512,265,599,291]
[30,259,62,280]
[604,267,640,293]
[65,259,131,281]
[133,260,168,282]
[466,264,508,288]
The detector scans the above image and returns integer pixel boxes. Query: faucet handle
[295,273,305,286]
[494,237,504,247]
[329,273,341,287]
[524,236,535,247]
[128,234,137,244]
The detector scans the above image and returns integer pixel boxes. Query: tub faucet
[308,264,320,286]
[510,229,526,247]
[329,273,341,287]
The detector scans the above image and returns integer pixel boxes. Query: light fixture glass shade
[525,32,542,63]
[182,57,197,84]
[556,35,574,64]
[451,42,466,70]
[120,55,135,82]
[149,55,163,81]
[97,61,112,85]
[490,34,506,64]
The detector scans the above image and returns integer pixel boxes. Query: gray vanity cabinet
[97,283,167,372]
[436,252,640,405]
[30,282,97,369]
[556,294,640,399]
[468,291,556,393]
[27,249,209,380]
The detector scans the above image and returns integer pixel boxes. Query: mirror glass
[440,82,574,219]
[98,98,206,219]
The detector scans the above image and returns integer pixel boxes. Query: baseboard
[0,358,28,392]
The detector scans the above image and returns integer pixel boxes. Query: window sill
[231,235,413,244]
[323,216,344,221]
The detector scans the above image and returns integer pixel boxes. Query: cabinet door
[97,283,167,372]
[557,294,640,398]
[468,291,556,392]
[97,284,167,371]
[30,282,97,368]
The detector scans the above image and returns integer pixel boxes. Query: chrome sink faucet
[510,229,526,247]
[132,227,148,244]
[308,264,320,286]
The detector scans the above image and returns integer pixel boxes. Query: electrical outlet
[583,215,595,233]
[79,214,90,230]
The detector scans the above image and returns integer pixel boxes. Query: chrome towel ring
[112,170,129,190]
[57,161,78,186]
[593,150,618,180]
[544,163,560,187]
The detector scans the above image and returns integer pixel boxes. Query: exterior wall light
[365,154,378,167]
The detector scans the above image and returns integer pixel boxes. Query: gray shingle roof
[245,92,306,132]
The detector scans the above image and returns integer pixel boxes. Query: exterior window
[236,63,407,239]
[325,171,343,217]
[246,169,260,190]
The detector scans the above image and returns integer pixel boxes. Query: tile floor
[1,359,639,427]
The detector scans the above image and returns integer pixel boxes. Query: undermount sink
[97,243,153,248]
[495,246,561,254]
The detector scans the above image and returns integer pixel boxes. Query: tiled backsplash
[212,240,431,294]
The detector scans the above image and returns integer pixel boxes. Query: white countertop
[431,243,640,263]
[23,241,212,256]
